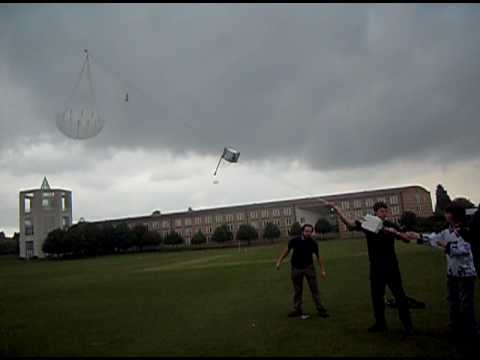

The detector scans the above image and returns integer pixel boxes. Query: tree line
[41,221,308,259]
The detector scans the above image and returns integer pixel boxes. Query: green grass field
[1,238,478,357]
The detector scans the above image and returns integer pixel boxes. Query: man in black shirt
[326,200,413,336]
[276,224,329,318]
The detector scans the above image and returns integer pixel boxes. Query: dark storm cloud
[1,4,480,171]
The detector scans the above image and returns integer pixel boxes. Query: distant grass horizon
[1,238,478,357]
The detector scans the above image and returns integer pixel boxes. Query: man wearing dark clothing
[276,224,329,318]
[326,200,413,335]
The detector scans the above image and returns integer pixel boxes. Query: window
[61,193,68,211]
[272,209,280,217]
[175,219,182,227]
[365,198,374,207]
[42,192,54,208]
[389,195,399,205]
[226,214,234,222]
[415,193,421,204]
[185,218,192,226]
[62,216,70,228]
[341,201,350,210]
[353,200,362,209]
[25,219,34,235]
[249,211,257,219]
[273,219,281,226]
[24,194,33,213]
[261,209,268,218]
[377,197,386,203]
[286,218,293,226]
[283,207,292,216]
[207,226,213,234]
[262,220,269,227]
[162,220,170,228]
[227,224,234,231]
[236,213,244,221]
[195,217,202,225]
[205,216,212,224]
[391,206,400,215]
[215,215,223,224]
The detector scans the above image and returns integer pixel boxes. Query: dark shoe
[288,310,303,317]
[317,309,330,318]
[368,323,387,333]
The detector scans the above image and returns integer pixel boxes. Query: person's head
[445,203,466,225]
[301,224,314,239]
[373,201,389,220]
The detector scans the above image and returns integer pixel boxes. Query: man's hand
[384,227,411,243]
[276,261,281,270]
[320,270,327,279]
[437,240,448,248]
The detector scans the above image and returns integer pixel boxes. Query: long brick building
[96,185,433,243]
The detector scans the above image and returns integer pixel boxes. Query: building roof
[93,184,430,225]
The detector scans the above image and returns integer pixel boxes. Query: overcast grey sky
[1,4,479,235]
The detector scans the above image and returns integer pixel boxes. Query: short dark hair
[373,201,388,212]
[445,203,466,223]
[301,223,314,232]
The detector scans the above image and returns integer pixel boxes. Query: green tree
[132,224,149,252]
[236,224,258,245]
[289,221,302,236]
[399,211,418,230]
[212,224,233,243]
[164,230,184,245]
[263,223,281,242]
[191,230,207,245]
[435,184,452,216]
[143,231,162,248]
[315,218,332,238]
[113,223,135,252]
[42,228,66,257]
[98,223,116,255]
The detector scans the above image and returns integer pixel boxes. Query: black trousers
[447,276,477,336]
[291,265,326,313]
[370,264,412,330]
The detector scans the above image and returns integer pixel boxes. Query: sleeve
[288,238,294,250]
[445,241,472,257]
[420,230,446,248]
[348,220,363,232]
[313,241,319,257]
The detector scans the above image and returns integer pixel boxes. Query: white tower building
[19,177,72,259]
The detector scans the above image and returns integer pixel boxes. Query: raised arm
[321,200,356,229]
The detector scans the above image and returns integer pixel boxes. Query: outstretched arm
[383,227,411,243]
[276,246,290,270]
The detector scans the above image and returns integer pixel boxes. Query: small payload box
[360,214,384,234]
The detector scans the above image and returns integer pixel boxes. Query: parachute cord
[63,52,88,111]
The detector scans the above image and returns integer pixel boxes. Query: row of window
[23,216,71,236]
[342,205,401,219]
[339,195,399,210]
[146,208,293,229]
[135,217,294,233]
[161,219,290,238]
[24,192,70,212]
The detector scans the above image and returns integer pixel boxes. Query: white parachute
[56,49,104,140]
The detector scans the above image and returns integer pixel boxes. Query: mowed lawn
[1,238,478,357]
